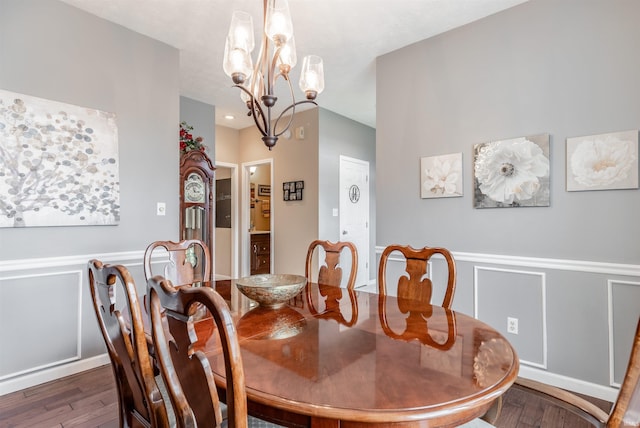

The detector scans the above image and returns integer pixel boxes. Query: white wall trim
[0,270,84,382]
[607,279,640,388]
[519,365,619,403]
[0,354,110,396]
[375,246,640,277]
[0,251,144,272]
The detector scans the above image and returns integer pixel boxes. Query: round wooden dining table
[199,280,519,428]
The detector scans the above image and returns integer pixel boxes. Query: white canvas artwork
[566,130,638,192]
[473,134,550,208]
[420,153,463,199]
[0,89,119,227]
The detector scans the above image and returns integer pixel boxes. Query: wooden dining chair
[305,240,359,325]
[305,240,358,289]
[378,244,457,309]
[513,317,640,428]
[88,260,170,428]
[147,275,283,427]
[143,239,211,286]
[376,245,504,426]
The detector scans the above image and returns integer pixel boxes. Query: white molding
[0,354,110,396]
[375,246,640,277]
[0,269,84,381]
[607,279,640,388]
[474,266,548,370]
[0,250,144,273]
[519,365,619,403]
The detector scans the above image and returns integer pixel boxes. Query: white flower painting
[420,153,463,198]
[473,134,550,208]
[566,130,638,191]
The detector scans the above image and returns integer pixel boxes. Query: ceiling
[60,0,527,130]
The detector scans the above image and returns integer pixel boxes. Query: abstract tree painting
[566,130,638,191]
[0,89,119,227]
[473,134,550,208]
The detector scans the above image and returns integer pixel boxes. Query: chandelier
[223,0,325,150]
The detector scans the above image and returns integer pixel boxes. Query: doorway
[214,162,239,279]
[242,159,274,276]
[340,156,370,287]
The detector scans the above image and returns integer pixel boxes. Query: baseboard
[518,365,618,403]
[0,354,110,396]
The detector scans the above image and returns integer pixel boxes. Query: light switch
[332,208,339,217]
[156,202,166,216]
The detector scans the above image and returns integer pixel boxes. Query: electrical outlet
[156,202,166,216]
[507,317,518,334]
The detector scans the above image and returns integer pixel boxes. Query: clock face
[184,173,205,203]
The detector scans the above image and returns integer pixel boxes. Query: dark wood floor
[0,365,612,427]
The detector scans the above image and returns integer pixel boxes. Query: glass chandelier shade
[223,0,325,150]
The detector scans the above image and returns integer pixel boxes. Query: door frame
[241,158,274,277]
[214,161,239,279]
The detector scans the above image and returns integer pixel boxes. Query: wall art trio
[420,130,638,207]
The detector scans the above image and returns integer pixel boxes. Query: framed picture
[283,180,303,201]
[258,184,271,196]
[420,153,463,198]
[473,134,550,208]
[566,130,638,191]
[0,89,120,227]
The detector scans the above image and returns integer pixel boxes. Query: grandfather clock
[179,150,215,282]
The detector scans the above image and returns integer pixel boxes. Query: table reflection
[305,282,358,326]
[237,305,307,340]
[378,290,457,350]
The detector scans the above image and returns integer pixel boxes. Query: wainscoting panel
[474,266,546,369]
[0,270,82,380]
[608,280,640,387]
[0,251,146,395]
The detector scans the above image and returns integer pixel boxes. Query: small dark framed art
[283,180,304,201]
[258,184,271,196]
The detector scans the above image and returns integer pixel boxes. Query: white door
[340,156,370,287]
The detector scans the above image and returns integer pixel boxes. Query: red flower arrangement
[180,121,205,154]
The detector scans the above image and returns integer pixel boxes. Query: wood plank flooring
[0,365,612,427]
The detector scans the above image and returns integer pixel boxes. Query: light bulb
[299,55,324,99]
[266,0,293,45]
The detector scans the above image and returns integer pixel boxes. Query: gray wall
[376,0,640,400]
[180,96,216,156]
[0,0,180,394]
[377,0,639,263]
[0,0,180,258]
[318,108,376,282]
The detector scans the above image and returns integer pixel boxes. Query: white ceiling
[60,0,527,130]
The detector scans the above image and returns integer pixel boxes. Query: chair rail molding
[0,251,144,273]
[375,246,640,277]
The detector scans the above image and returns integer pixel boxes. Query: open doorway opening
[242,160,273,276]
[214,162,238,279]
